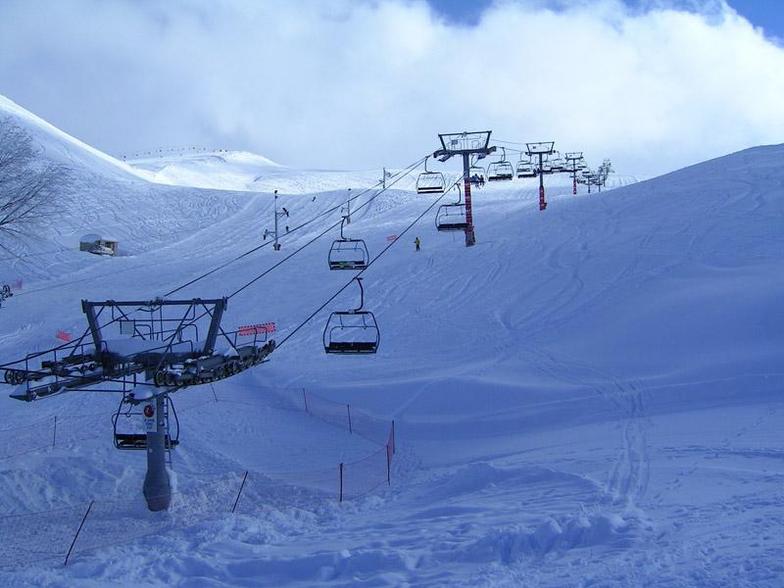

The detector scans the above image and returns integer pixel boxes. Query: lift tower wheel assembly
[433,131,495,247]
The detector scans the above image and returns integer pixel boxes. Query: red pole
[538,154,547,211]
[463,161,476,247]
[573,174,577,195]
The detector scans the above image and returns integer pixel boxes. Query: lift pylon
[526,142,555,211]
[1,297,276,511]
[565,152,584,195]
[433,131,495,247]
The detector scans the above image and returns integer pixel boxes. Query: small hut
[80,233,119,256]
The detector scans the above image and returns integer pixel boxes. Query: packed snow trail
[0,96,782,586]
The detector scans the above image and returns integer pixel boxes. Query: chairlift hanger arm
[354,277,365,312]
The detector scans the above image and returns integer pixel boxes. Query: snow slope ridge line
[0,94,144,181]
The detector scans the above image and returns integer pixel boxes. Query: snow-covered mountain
[0,96,781,587]
[129,149,392,194]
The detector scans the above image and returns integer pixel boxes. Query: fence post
[303,389,309,414]
[346,404,352,434]
[339,462,344,503]
[232,470,249,513]
[386,444,391,485]
[52,415,57,449]
[64,500,94,566]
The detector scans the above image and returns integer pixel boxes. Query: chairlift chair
[416,156,446,195]
[328,217,370,270]
[516,154,537,178]
[549,151,566,172]
[435,185,469,231]
[323,278,380,354]
[112,393,179,451]
[468,165,486,187]
[487,147,514,181]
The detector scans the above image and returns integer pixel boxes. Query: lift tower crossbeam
[433,131,495,247]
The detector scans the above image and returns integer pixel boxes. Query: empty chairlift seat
[436,184,469,231]
[112,393,179,451]
[323,311,380,353]
[323,278,379,354]
[436,203,468,231]
[416,156,446,194]
[487,147,514,181]
[328,217,370,270]
[516,157,537,178]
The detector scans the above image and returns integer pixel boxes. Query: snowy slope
[0,99,782,587]
[0,95,145,182]
[129,150,392,195]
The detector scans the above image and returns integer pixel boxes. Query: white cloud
[0,0,782,176]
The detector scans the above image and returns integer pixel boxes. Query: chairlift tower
[2,297,276,512]
[565,152,584,195]
[432,131,496,247]
[598,159,613,189]
[265,190,289,251]
[526,142,555,211]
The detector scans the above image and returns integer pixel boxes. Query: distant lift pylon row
[324,134,592,356]
[416,148,587,195]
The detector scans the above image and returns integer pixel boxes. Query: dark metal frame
[323,277,379,354]
[435,185,469,232]
[3,298,275,401]
[487,147,514,181]
[565,152,584,195]
[328,217,370,271]
[416,156,447,195]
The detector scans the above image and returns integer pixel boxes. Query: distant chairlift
[323,277,380,354]
[416,156,446,195]
[516,154,537,178]
[328,216,370,270]
[435,184,469,232]
[468,158,487,186]
[549,151,566,172]
[487,147,514,181]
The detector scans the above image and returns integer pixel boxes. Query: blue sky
[428,0,784,41]
[1,0,783,176]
